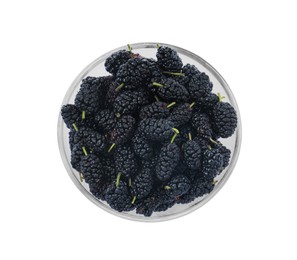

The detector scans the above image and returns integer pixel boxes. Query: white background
[0,0,296,259]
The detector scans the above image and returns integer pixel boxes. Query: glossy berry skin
[94,109,116,132]
[156,46,183,72]
[188,73,213,99]
[139,101,170,119]
[168,103,192,127]
[116,58,153,87]
[177,175,214,204]
[212,141,231,171]
[75,76,113,114]
[136,189,171,217]
[202,149,224,178]
[61,104,82,129]
[101,156,117,181]
[80,154,104,185]
[197,93,219,112]
[183,140,202,170]
[156,143,180,181]
[132,133,153,160]
[113,90,149,116]
[191,113,213,139]
[139,118,175,141]
[70,144,85,171]
[165,175,191,198]
[110,115,136,144]
[105,180,134,212]
[212,102,238,138]
[131,169,154,200]
[114,145,137,178]
[74,127,106,153]
[156,78,189,102]
[104,50,131,75]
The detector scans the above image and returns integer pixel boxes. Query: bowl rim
[57,42,242,222]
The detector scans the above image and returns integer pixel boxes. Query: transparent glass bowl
[57,42,242,222]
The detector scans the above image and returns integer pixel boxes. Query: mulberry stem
[116,172,121,188]
[166,102,176,108]
[171,133,178,143]
[172,128,180,134]
[152,82,163,87]
[108,143,116,153]
[154,95,160,102]
[82,146,88,156]
[127,44,132,52]
[115,83,124,92]
[209,138,218,144]
[79,173,84,182]
[188,133,192,141]
[218,92,225,102]
[82,110,85,120]
[72,123,78,132]
[156,43,160,49]
[163,71,185,76]
[164,186,171,190]
[132,195,136,204]
[128,178,132,187]
[190,102,195,109]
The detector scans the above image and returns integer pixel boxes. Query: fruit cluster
[61,45,238,216]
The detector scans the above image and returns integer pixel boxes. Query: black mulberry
[212,101,238,138]
[131,169,153,200]
[156,46,183,72]
[156,143,180,181]
[164,175,191,198]
[183,139,202,170]
[105,50,131,75]
[105,180,134,212]
[75,76,113,114]
[188,73,212,99]
[114,145,137,178]
[139,118,175,141]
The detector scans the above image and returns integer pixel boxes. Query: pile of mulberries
[61,45,238,216]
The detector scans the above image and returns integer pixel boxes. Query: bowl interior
[57,42,242,222]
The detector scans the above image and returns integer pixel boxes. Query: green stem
[82,146,88,156]
[115,113,121,118]
[163,71,185,76]
[79,173,84,182]
[154,95,160,102]
[164,186,171,190]
[172,128,180,134]
[208,145,212,150]
[128,178,132,187]
[171,133,178,143]
[127,44,132,52]
[152,82,163,87]
[115,83,124,92]
[218,92,225,102]
[166,102,176,108]
[72,123,78,132]
[190,102,195,109]
[156,43,160,49]
[116,173,121,188]
[82,110,86,120]
[108,143,116,153]
[132,195,136,204]
[188,133,192,141]
[209,138,218,145]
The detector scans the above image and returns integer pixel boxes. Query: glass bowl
[57,42,242,222]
